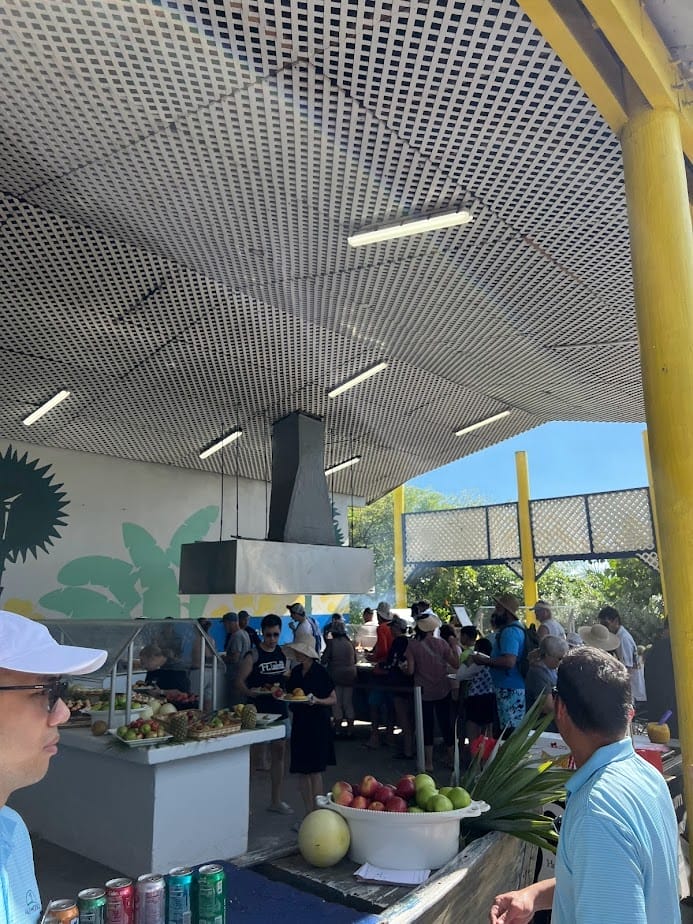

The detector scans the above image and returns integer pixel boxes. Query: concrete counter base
[11,724,285,877]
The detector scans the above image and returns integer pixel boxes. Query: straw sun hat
[415,608,441,633]
[578,623,620,651]
[282,640,320,661]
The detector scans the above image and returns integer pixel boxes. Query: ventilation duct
[179,412,374,594]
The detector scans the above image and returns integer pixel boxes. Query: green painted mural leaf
[40,587,129,620]
[186,594,209,620]
[57,556,139,609]
[166,506,219,564]
[123,523,179,619]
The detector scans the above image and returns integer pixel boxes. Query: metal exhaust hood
[179,412,374,595]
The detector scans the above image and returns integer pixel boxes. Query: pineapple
[241,704,257,730]
[647,722,670,744]
[168,711,189,743]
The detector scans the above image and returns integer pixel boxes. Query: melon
[297,810,350,868]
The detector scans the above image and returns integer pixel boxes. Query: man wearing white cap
[0,610,107,923]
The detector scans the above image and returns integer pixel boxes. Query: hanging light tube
[454,410,511,437]
[199,429,242,460]
[328,362,388,398]
[23,390,71,426]
[325,456,361,475]
[348,209,473,247]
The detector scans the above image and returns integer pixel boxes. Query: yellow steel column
[621,107,693,872]
[392,485,406,608]
[641,429,669,615]
[515,451,538,619]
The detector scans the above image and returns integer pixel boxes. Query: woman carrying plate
[283,640,337,824]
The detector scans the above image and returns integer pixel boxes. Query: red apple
[395,776,416,800]
[359,775,380,798]
[334,789,354,806]
[272,688,284,699]
[351,796,369,810]
[331,780,353,800]
[386,796,409,813]
[368,801,385,811]
[374,784,396,804]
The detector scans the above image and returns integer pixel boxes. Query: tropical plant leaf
[57,556,139,610]
[123,523,180,618]
[39,587,130,620]
[165,506,219,564]
[186,594,209,620]
[122,523,168,570]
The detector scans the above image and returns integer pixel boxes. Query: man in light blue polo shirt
[490,646,680,924]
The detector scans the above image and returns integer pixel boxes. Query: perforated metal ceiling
[0,0,648,502]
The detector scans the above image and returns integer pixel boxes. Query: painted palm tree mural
[40,507,219,620]
[0,446,69,599]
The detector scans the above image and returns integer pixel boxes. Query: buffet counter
[11,724,285,876]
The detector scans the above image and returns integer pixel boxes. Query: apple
[351,784,361,797]
[414,773,436,791]
[395,776,416,800]
[448,787,472,810]
[439,786,453,797]
[334,789,354,807]
[416,786,437,810]
[351,796,369,810]
[359,775,380,798]
[385,796,408,813]
[272,688,284,699]
[428,794,454,813]
[408,806,424,813]
[331,781,353,800]
[374,784,396,804]
[368,801,385,811]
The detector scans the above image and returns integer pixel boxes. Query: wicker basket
[187,723,242,740]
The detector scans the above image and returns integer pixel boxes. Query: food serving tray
[248,687,283,696]
[109,731,173,748]
[279,694,310,703]
[255,713,282,726]
[187,724,242,740]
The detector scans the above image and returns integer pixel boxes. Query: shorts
[496,688,526,730]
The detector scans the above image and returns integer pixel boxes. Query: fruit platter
[110,716,172,747]
[248,682,285,697]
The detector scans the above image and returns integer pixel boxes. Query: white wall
[0,438,351,620]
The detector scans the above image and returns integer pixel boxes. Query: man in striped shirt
[490,646,680,924]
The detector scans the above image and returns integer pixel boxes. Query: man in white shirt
[0,610,106,923]
[531,600,566,642]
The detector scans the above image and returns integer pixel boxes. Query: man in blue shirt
[474,593,525,733]
[0,610,106,923]
[490,647,680,923]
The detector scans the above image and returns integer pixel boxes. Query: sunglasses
[0,677,68,712]
[263,631,280,638]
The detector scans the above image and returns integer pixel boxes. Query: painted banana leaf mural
[40,506,218,619]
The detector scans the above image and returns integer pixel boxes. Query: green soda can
[77,888,107,924]
[197,864,226,924]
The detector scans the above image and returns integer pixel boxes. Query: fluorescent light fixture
[454,410,511,437]
[199,429,242,460]
[328,362,388,398]
[348,209,473,247]
[22,390,71,426]
[325,456,361,475]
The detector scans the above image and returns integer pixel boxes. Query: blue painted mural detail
[0,445,69,599]
[40,507,219,619]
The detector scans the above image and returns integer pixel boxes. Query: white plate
[108,730,173,748]
[255,713,281,726]
[83,706,146,718]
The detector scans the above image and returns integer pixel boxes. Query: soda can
[43,899,78,923]
[197,864,226,924]
[105,877,135,924]
[77,887,107,924]
[167,867,194,924]
[135,874,166,924]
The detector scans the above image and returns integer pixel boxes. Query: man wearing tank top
[532,600,566,642]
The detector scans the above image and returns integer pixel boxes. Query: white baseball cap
[0,610,107,675]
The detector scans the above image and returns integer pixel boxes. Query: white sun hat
[0,610,107,675]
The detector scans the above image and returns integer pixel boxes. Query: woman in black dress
[283,640,337,819]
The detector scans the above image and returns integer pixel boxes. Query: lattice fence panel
[405,507,489,564]
[488,503,520,560]
[531,496,591,558]
[587,488,654,553]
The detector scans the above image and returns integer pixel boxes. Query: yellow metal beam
[515,452,538,620]
[582,0,693,162]
[392,485,406,608]
[641,429,669,615]
[516,0,628,134]
[621,107,693,882]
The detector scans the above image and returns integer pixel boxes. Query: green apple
[448,787,472,810]
[427,794,454,813]
[408,806,425,813]
[414,773,436,791]
[439,786,453,797]
[416,786,437,809]
[116,725,128,737]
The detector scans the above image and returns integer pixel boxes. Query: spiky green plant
[460,698,572,853]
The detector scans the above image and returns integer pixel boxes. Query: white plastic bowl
[316,794,490,869]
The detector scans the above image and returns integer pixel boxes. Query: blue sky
[409,421,649,504]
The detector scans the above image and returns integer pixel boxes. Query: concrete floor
[32,725,693,921]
